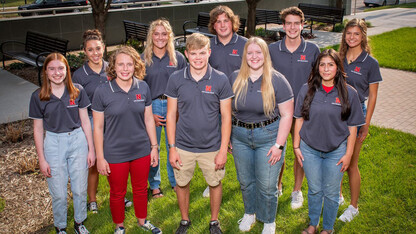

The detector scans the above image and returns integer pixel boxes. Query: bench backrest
[256,9,281,25]
[25,31,69,56]
[123,20,150,43]
[298,3,344,23]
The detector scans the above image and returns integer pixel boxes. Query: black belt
[155,94,167,100]
[232,116,279,129]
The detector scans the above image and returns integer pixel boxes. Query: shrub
[126,38,145,54]
[4,121,25,143]
[16,153,39,175]
[66,52,86,72]
[0,197,4,213]
[7,62,29,70]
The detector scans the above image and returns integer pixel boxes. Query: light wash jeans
[301,139,347,230]
[231,120,285,223]
[44,127,88,229]
[149,98,176,188]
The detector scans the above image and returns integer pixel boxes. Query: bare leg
[88,164,99,202]
[347,139,363,208]
[177,183,191,221]
[291,123,304,192]
[209,183,222,221]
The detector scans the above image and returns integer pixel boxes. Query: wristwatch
[274,143,284,150]
[168,144,176,149]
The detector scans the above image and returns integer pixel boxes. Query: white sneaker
[202,186,210,197]
[291,191,304,209]
[339,205,359,222]
[237,214,256,232]
[277,188,283,197]
[261,222,276,234]
[339,195,345,206]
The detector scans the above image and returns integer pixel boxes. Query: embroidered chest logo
[167,61,176,67]
[297,54,308,63]
[136,94,142,100]
[229,49,239,56]
[354,66,361,72]
[69,99,75,105]
[335,97,340,104]
[232,49,238,55]
[205,85,212,92]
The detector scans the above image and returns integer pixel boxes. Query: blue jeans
[357,102,367,134]
[44,127,88,229]
[301,140,346,230]
[231,120,285,223]
[149,99,176,188]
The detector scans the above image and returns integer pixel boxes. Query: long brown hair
[339,18,371,60]
[143,19,177,67]
[39,53,79,101]
[208,5,240,34]
[301,49,351,121]
[106,46,146,80]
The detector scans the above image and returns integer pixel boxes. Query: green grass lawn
[51,126,416,233]
[370,27,416,72]
[364,2,416,12]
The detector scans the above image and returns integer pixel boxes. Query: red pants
[107,155,150,224]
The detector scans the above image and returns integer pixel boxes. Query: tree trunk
[336,0,343,8]
[246,0,261,38]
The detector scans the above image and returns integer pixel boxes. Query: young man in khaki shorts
[165,33,233,234]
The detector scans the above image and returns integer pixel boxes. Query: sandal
[302,225,317,234]
[150,188,164,198]
[320,230,334,234]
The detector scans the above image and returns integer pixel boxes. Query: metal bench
[183,12,246,42]
[1,31,69,85]
[298,3,345,34]
[123,20,150,43]
[255,9,281,31]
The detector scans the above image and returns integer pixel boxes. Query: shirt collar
[152,51,168,61]
[82,60,107,76]
[280,36,307,53]
[318,83,338,94]
[109,77,140,93]
[183,64,213,81]
[214,33,238,46]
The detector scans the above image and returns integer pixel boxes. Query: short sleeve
[165,72,179,98]
[91,86,105,112]
[294,84,308,118]
[228,70,239,86]
[368,58,383,84]
[274,72,294,104]
[218,75,234,101]
[77,85,91,109]
[176,51,187,69]
[347,86,366,126]
[28,90,43,119]
[145,84,152,106]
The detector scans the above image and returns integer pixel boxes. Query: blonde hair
[143,19,177,67]
[339,18,371,60]
[233,37,276,118]
[208,5,240,35]
[40,53,79,101]
[106,46,146,80]
[186,33,210,51]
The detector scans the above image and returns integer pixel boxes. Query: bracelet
[151,144,159,149]
[293,147,300,150]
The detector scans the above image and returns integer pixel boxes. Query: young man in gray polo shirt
[165,33,233,234]
[208,5,248,78]
[268,6,320,210]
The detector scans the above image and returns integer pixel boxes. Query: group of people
[29,4,381,234]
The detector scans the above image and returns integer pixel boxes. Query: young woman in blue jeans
[29,53,95,234]
[141,19,187,195]
[229,37,294,234]
[293,49,365,234]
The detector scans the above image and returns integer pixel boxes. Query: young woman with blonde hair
[229,37,294,234]
[142,19,187,196]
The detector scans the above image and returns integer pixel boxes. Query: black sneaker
[175,220,191,234]
[209,220,222,234]
[55,227,67,234]
[74,221,89,234]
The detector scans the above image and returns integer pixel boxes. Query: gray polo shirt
[92,78,152,164]
[344,51,382,102]
[229,70,293,122]
[294,84,365,152]
[165,65,234,153]
[72,60,109,116]
[29,84,90,133]
[269,37,320,102]
[209,33,248,77]
[141,51,187,99]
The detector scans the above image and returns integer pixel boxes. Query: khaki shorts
[174,148,225,187]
